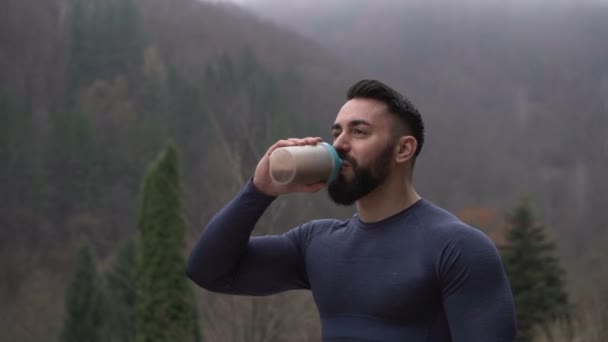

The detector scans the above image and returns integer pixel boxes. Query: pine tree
[503,197,571,342]
[0,93,33,217]
[135,142,201,342]
[48,108,104,219]
[67,0,143,107]
[104,238,138,342]
[0,93,29,171]
[60,241,105,342]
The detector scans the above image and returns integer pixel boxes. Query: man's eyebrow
[331,120,371,130]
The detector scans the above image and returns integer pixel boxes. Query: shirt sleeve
[185,180,310,296]
[438,226,518,341]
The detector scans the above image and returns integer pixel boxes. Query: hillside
[3,0,608,340]
[0,0,357,340]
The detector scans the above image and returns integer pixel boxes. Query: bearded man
[186,80,517,341]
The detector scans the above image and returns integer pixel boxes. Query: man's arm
[186,137,325,296]
[186,180,310,295]
[439,227,517,341]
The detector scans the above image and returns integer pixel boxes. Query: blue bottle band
[320,142,343,183]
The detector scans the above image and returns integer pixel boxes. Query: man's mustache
[336,151,357,167]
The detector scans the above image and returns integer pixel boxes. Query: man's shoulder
[414,199,467,229]
[286,217,350,237]
[415,199,494,246]
[416,201,504,278]
[297,217,351,236]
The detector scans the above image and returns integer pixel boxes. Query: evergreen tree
[67,0,143,107]
[503,197,571,342]
[0,93,33,219]
[135,142,201,342]
[104,238,138,342]
[0,93,29,171]
[60,241,104,342]
[48,108,104,218]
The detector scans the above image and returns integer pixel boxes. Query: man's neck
[355,175,421,223]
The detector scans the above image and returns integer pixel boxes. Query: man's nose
[332,133,350,155]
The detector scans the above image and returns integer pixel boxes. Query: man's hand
[253,137,326,196]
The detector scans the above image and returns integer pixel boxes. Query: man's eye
[331,131,341,139]
[354,129,366,135]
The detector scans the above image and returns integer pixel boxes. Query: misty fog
[2,0,607,340]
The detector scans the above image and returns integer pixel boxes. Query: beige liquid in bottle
[269,142,343,185]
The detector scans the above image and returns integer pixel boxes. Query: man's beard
[327,143,394,205]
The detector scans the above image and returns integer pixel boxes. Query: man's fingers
[287,137,323,146]
[305,137,323,144]
[297,182,326,193]
[267,137,323,155]
[266,139,296,155]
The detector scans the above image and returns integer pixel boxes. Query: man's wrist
[249,178,278,198]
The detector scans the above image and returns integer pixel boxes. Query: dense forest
[1,0,607,340]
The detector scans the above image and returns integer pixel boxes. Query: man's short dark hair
[347,80,425,157]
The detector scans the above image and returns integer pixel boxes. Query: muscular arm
[185,181,310,295]
[439,227,517,341]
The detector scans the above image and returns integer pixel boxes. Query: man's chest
[304,229,441,322]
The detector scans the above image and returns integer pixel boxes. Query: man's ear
[395,136,417,164]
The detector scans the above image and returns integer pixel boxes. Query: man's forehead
[334,98,389,125]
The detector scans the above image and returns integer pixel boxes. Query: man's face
[327,98,398,205]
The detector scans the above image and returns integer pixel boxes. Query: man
[186,80,517,341]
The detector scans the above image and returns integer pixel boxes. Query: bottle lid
[320,142,343,183]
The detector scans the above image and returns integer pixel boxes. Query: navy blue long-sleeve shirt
[186,181,517,341]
